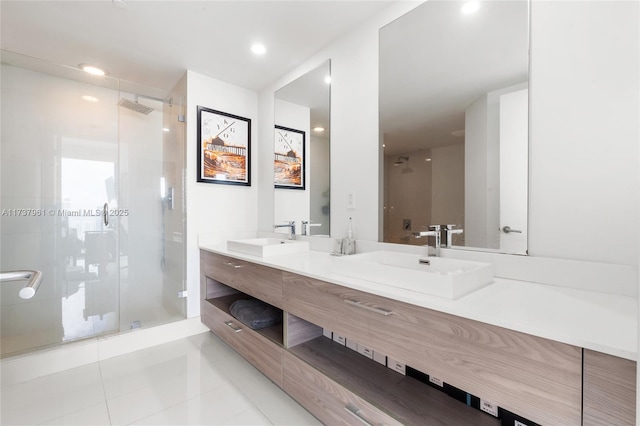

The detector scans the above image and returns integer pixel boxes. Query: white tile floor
[1,332,322,426]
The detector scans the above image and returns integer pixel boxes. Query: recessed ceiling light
[82,95,99,103]
[425,158,432,162]
[324,76,331,84]
[162,128,170,132]
[79,64,106,76]
[313,127,325,132]
[461,1,480,14]
[251,44,267,55]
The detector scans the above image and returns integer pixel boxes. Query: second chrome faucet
[413,224,464,256]
[413,225,442,256]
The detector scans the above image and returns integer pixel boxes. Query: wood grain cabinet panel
[200,251,283,308]
[283,351,402,426]
[583,349,637,426]
[283,272,582,426]
[201,299,283,386]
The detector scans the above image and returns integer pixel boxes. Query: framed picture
[274,125,305,190]
[197,106,251,186]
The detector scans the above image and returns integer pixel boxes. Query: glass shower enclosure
[0,51,186,358]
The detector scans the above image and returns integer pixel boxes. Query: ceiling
[1,0,394,93]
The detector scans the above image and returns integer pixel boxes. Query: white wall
[431,144,465,232]
[273,98,310,235]
[465,94,490,248]
[185,70,258,317]
[529,1,639,266]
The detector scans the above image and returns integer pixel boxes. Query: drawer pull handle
[224,321,242,333]
[344,299,393,316]
[344,403,374,426]
[225,262,243,269]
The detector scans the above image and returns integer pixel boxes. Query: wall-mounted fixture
[393,156,409,166]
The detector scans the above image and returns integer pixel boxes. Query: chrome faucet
[274,221,296,239]
[301,220,322,236]
[443,224,463,248]
[413,225,441,256]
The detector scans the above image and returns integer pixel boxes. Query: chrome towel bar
[0,270,43,299]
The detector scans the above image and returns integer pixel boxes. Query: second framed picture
[274,125,305,190]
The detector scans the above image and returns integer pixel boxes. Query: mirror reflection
[274,60,331,237]
[380,0,529,254]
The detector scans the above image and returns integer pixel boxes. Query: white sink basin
[226,238,309,257]
[332,251,493,299]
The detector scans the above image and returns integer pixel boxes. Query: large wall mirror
[274,60,331,237]
[379,0,529,254]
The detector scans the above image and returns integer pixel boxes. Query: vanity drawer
[201,251,283,308]
[282,272,582,425]
[283,272,374,343]
[201,299,283,386]
[283,351,401,426]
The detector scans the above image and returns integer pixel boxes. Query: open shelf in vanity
[200,261,285,386]
[204,283,284,346]
[284,326,501,425]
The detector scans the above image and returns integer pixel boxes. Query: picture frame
[274,125,305,190]
[197,106,251,186]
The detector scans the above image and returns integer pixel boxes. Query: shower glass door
[0,51,186,358]
[0,53,121,355]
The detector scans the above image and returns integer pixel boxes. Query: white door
[499,88,528,254]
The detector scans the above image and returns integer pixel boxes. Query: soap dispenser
[343,217,356,255]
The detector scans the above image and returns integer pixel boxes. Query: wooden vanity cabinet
[283,272,582,426]
[201,250,635,426]
[583,349,637,425]
[200,251,284,386]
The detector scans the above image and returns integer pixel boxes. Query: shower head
[118,97,154,115]
[393,156,409,166]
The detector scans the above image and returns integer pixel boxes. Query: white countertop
[200,242,637,361]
